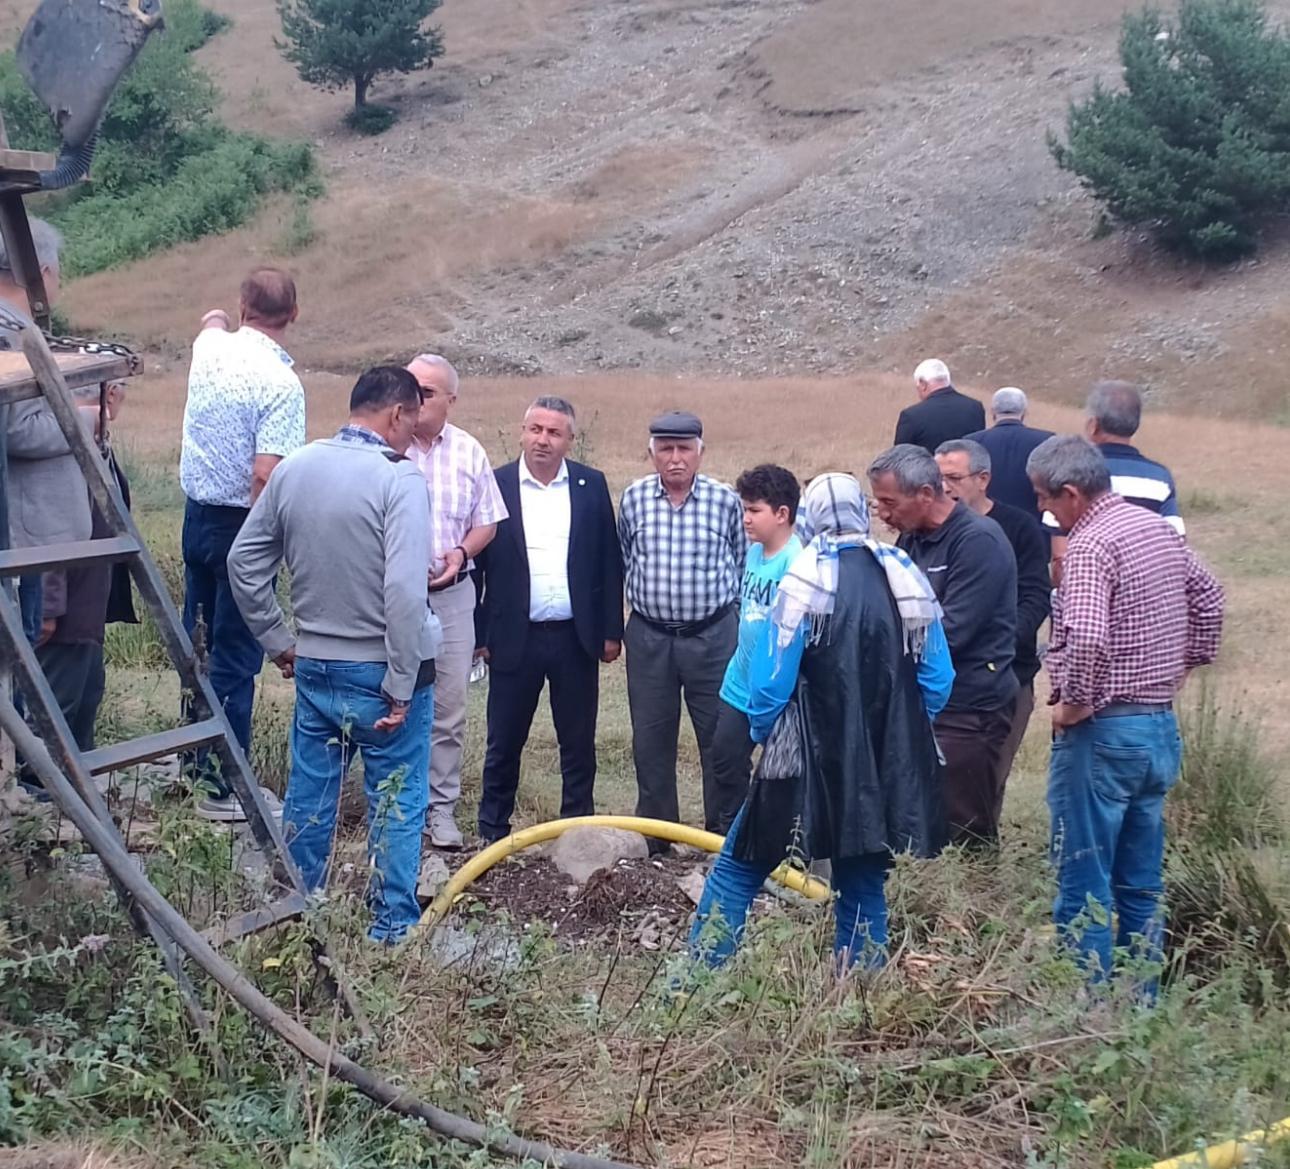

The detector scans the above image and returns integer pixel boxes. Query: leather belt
[428,568,471,594]
[529,619,574,632]
[636,605,733,638]
[1098,701,1173,718]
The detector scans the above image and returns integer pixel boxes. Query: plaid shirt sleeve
[1053,537,1114,708]
[1183,546,1225,667]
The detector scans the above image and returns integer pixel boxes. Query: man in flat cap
[618,411,746,842]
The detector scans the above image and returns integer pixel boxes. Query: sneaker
[196,787,283,824]
[426,805,464,850]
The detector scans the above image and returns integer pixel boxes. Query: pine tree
[276,0,443,117]
[1049,0,1290,258]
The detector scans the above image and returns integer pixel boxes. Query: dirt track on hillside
[2,0,1287,417]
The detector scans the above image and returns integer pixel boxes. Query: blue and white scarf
[771,473,941,664]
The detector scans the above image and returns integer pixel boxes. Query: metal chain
[41,328,141,374]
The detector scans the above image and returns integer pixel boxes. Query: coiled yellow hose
[414,814,831,932]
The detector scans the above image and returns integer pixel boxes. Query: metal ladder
[0,279,367,1042]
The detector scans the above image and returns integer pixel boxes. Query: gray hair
[913,357,951,387]
[1086,380,1141,439]
[526,394,576,434]
[0,217,62,277]
[935,438,991,475]
[992,386,1027,418]
[648,435,704,454]
[408,353,460,397]
[867,443,944,496]
[1026,435,1111,498]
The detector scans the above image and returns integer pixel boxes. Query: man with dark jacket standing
[893,359,986,454]
[869,444,1018,846]
[964,387,1054,519]
[935,439,1049,819]
[474,396,624,842]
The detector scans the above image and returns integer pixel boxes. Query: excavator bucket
[16,0,164,150]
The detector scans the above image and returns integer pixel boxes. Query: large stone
[546,826,649,885]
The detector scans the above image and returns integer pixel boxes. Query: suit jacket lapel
[502,462,526,556]
[567,460,587,565]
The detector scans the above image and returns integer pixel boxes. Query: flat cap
[649,410,703,439]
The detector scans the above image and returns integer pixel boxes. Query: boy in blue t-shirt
[709,464,803,836]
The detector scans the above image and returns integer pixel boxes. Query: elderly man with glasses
[405,354,507,849]
[935,439,1050,821]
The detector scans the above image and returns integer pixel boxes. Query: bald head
[240,267,297,331]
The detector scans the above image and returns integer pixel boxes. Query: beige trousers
[428,576,477,812]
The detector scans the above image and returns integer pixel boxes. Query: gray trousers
[623,609,738,832]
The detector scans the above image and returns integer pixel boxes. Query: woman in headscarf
[688,473,952,969]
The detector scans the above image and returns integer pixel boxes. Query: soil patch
[465,852,700,949]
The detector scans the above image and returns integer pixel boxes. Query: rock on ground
[546,826,650,885]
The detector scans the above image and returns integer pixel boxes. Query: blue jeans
[689,802,892,969]
[284,658,433,943]
[182,499,264,795]
[1048,710,1183,983]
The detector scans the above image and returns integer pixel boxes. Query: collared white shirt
[519,457,573,622]
[179,326,306,508]
[408,422,508,574]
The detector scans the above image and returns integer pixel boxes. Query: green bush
[1050,0,1290,258]
[344,101,397,135]
[0,0,319,275]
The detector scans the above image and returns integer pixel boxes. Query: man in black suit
[474,395,624,842]
[893,358,986,454]
[964,387,1054,520]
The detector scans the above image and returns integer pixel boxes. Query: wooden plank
[202,893,309,948]
[0,149,56,172]
[0,535,139,577]
[81,717,225,776]
[0,350,138,405]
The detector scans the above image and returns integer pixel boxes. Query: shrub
[344,101,398,135]
[1049,0,1290,258]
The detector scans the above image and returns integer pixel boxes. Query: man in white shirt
[180,268,305,820]
[405,354,507,848]
[473,397,623,842]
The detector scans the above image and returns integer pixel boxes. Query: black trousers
[477,621,599,842]
[934,702,1016,846]
[709,699,755,836]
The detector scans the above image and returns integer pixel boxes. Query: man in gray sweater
[229,365,441,943]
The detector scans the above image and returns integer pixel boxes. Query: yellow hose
[414,814,831,932]
[1152,1118,1290,1168]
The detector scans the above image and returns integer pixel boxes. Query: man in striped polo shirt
[1084,381,1184,536]
[1046,381,1184,581]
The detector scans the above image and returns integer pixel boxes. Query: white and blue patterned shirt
[180,326,306,508]
[618,473,746,624]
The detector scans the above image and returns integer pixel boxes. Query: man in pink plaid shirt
[406,355,508,849]
[1028,435,1224,988]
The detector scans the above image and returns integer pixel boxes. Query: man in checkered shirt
[618,411,746,840]
[1028,435,1224,988]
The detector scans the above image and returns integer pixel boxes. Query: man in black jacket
[936,440,1049,821]
[869,444,1018,846]
[964,387,1054,520]
[892,359,986,454]
[474,396,624,842]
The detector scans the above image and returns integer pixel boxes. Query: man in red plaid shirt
[1027,435,1224,986]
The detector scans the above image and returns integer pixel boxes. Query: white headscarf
[771,473,941,665]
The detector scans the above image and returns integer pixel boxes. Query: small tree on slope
[1049,0,1290,258]
[276,0,443,116]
